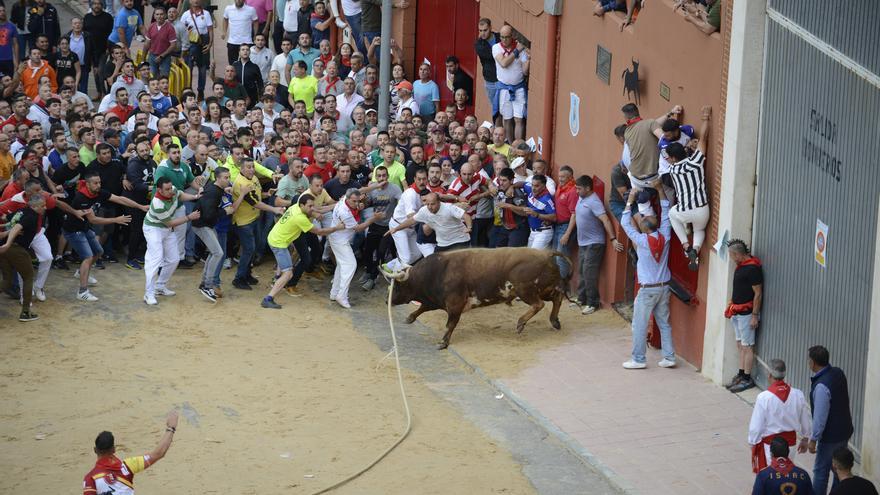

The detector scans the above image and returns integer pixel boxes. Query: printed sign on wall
[815,219,828,268]
[569,92,581,137]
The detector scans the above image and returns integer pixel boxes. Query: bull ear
[395,266,412,282]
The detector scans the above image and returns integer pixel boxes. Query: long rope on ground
[309,280,413,494]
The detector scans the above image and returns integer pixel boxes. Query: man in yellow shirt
[487,126,512,161]
[232,158,284,290]
[262,195,342,308]
[0,133,14,189]
[371,143,407,191]
[287,60,319,115]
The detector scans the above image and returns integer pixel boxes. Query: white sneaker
[658,359,677,368]
[33,288,46,302]
[74,270,98,285]
[77,290,99,302]
[223,259,232,269]
[581,305,597,315]
[155,288,176,296]
[329,292,338,301]
[622,360,647,369]
[336,298,351,309]
[144,294,158,305]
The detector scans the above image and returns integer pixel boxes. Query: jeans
[813,439,847,494]
[184,201,198,258]
[484,80,500,117]
[211,230,228,287]
[576,244,605,307]
[346,14,366,54]
[193,226,224,288]
[256,209,275,259]
[470,217,492,247]
[147,52,173,77]
[226,43,241,66]
[363,223,391,279]
[631,285,675,363]
[234,221,259,281]
[64,229,104,259]
[553,222,572,279]
[272,19,285,53]
[492,224,529,248]
[189,43,210,92]
[78,70,90,95]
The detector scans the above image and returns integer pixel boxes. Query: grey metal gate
[752,3,880,451]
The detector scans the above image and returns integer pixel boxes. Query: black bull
[388,247,573,349]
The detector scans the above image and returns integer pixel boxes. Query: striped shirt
[144,188,183,228]
[670,149,708,212]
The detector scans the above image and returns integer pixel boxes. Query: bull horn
[394,266,412,282]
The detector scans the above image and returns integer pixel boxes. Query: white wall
[861,197,880,482]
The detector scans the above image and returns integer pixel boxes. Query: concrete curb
[446,345,639,495]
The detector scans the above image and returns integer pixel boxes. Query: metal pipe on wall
[541,8,560,170]
[378,0,393,130]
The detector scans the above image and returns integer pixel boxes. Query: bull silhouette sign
[622,58,641,105]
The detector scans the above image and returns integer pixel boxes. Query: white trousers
[144,225,181,296]
[386,222,423,271]
[320,211,333,260]
[669,204,710,249]
[172,207,187,258]
[329,237,356,302]
[528,228,553,249]
[29,228,52,290]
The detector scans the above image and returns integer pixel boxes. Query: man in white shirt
[222,0,258,65]
[748,358,812,474]
[271,37,293,89]
[388,193,472,252]
[336,77,363,133]
[328,188,384,308]
[394,80,420,121]
[250,32,274,81]
[492,24,530,141]
[181,0,214,100]
[382,166,433,273]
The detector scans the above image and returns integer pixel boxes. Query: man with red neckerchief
[725,238,764,392]
[748,358,812,474]
[751,437,813,495]
[303,145,335,183]
[83,410,179,495]
[317,60,344,97]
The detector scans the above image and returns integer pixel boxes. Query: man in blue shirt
[752,437,813,495]
[412,62,440,122]
[108,0,144,56]
[620,178,676,369]
[286,31,320,76]
[805,345,853,495]
[521,174,555,250]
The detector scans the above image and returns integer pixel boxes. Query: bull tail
[549,251,578,302]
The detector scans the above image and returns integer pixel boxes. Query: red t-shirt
[303,162,335,183]
[554,181,578,223]
[147,22,178,55]
[83,455,151,495]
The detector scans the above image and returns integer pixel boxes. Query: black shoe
[94,259,106,270]
[725,373,745,389]
[261,296,282,309]
[245,274,259,285]
[18,310,39,322]
[686,248,699,271]
[101,253,119,263]
[179,259,196,269]
[252,254,263,267]
[52,259,69,270]
[232,279,252,290]
[729,377,756,393]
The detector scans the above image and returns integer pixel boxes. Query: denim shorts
[271,245,293,272]
[731,314,756,346]
[64,229,104,259]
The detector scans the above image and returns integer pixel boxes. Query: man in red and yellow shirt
[83,410,179,494]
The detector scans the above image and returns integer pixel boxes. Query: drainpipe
[541,0,562,170]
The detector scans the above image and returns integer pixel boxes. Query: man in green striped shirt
[143,176,203,306]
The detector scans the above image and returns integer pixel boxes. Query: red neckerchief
[76,180,98,199]
[770,457,794,476]
[154,188,174,201]
[410,183,425,194]
[738,256,762,268]
[319,52,333,65]
[500,40,516,56]
[647,232,665,262]
[626,116,642,126]
[224,78,239,88]
[323,74,339,87]
[768,380,791,403]
[340,55,351,67]
[427,182,445,194]
[311,11,329,21]
[121,74,134,85]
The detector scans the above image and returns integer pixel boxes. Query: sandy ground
[0,263,536,494]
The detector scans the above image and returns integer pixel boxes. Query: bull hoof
[550,319,561,330]
[405,316,416,324]
[516,323,525,334]
[436,341,449,350]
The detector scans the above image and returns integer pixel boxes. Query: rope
[309,280,413,494]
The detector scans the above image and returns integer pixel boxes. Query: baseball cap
[394,80,413,92]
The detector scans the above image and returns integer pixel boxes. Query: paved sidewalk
[450,309,817,495]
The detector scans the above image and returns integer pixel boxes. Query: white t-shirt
[394,97,420,121]
[492,43,527,86]
[272,52,290,85]
[340,0,362,15]
[282,0,299,32]
[250,45,274,81]
[182,9,213,35]
[329,200,360,243]
[223,5,258,45]
[231,114,250,129]
[413,203,470,247]
[392,187,422,224]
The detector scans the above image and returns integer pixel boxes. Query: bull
[387,247,572,349]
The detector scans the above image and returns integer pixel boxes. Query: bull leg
[516,299,545,334]
[549,289,563,330]
[405,305,430,324]
[438,311,462,350]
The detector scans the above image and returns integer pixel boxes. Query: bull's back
[438,247,560,295]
